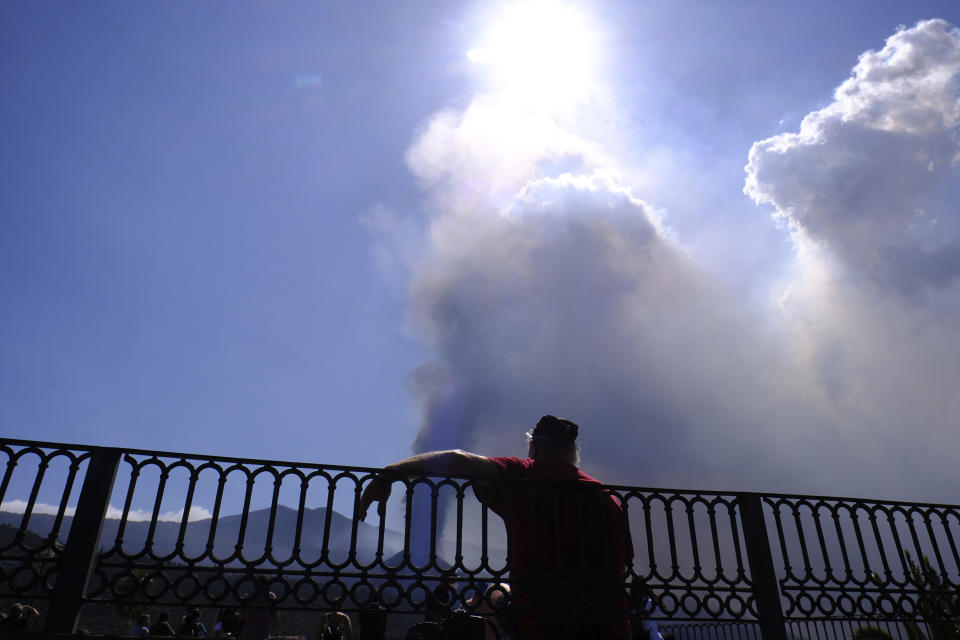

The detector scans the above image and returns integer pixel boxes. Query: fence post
[738,492,787,640]
[45,447,122,634]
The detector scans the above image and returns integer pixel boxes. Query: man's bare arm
[357,450,497,521]
[383,449,497,477]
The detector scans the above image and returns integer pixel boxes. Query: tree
[901,551,960,640]
[112,570,154,633]
[851,626,893,640]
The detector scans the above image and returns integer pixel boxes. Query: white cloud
[105,505,213,522]
[1,500,75,517]
[745,19,960,296]
[742,19,960,500]
[1,500,211,522]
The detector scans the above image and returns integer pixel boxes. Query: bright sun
[467,2,601,109]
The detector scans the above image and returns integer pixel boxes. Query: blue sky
[4,1,960,503]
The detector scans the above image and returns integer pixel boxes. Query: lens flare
[467,1,602,109]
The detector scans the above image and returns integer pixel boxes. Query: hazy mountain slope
[0,506,405,567]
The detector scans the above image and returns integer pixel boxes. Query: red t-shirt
[477,456,631,640]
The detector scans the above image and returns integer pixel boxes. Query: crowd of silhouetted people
[0,575,676,639]
[87,576,673,639]
[126,609,209,637]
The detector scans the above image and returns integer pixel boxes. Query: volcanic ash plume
[371,20,960,502]
[395,102,827,494]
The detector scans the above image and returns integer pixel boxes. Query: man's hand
[356,451,496,521]
[357,475,393,521]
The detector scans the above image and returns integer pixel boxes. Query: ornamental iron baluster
[1,437,958,635]
[44,447,121,634]
[737,492,786,640]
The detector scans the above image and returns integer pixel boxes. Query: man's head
[526,415,580,465]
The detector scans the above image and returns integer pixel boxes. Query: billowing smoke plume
[386,99,834,496]
[744,18,960,502]
[375,20,960,502]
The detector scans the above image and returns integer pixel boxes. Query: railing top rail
[1,437,957,510]
[758,491,960,510]
[3,436,960,636]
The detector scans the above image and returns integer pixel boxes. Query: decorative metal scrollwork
[2,437,958,634]
[764,494,960,622]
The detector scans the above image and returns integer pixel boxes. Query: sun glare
[467,2,601,109]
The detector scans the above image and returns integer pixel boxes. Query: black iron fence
[0,438,957,639]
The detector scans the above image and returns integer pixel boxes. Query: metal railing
[0,438,957,639]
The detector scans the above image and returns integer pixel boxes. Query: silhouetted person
[461,583,502,640]
[0,603,39,633]
[358,592,388,640]
[180,607,208,637]
[359,415,632,640]
[215,608,242,637]
[240,575,278,640]
[630,579,663,640]
[404,621,441,640]
[439,611,487,640]
[149,612,176,636]
[425,581,455,624]
[318,604,352,640]
[129,614,151,637]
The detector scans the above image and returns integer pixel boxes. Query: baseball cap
[529,415,579,443]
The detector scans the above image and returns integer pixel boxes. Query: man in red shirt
[358,415,632,640]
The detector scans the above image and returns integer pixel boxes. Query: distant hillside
[0,523,51,552]
[0,506,405,567]
[0,505,505,574]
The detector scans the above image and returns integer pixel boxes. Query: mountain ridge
[0,506,502,570]
[0,505,404,566]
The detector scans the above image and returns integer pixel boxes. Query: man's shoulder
[575,468,604,485]
[486,456,533,476]
[483,457,617,488]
